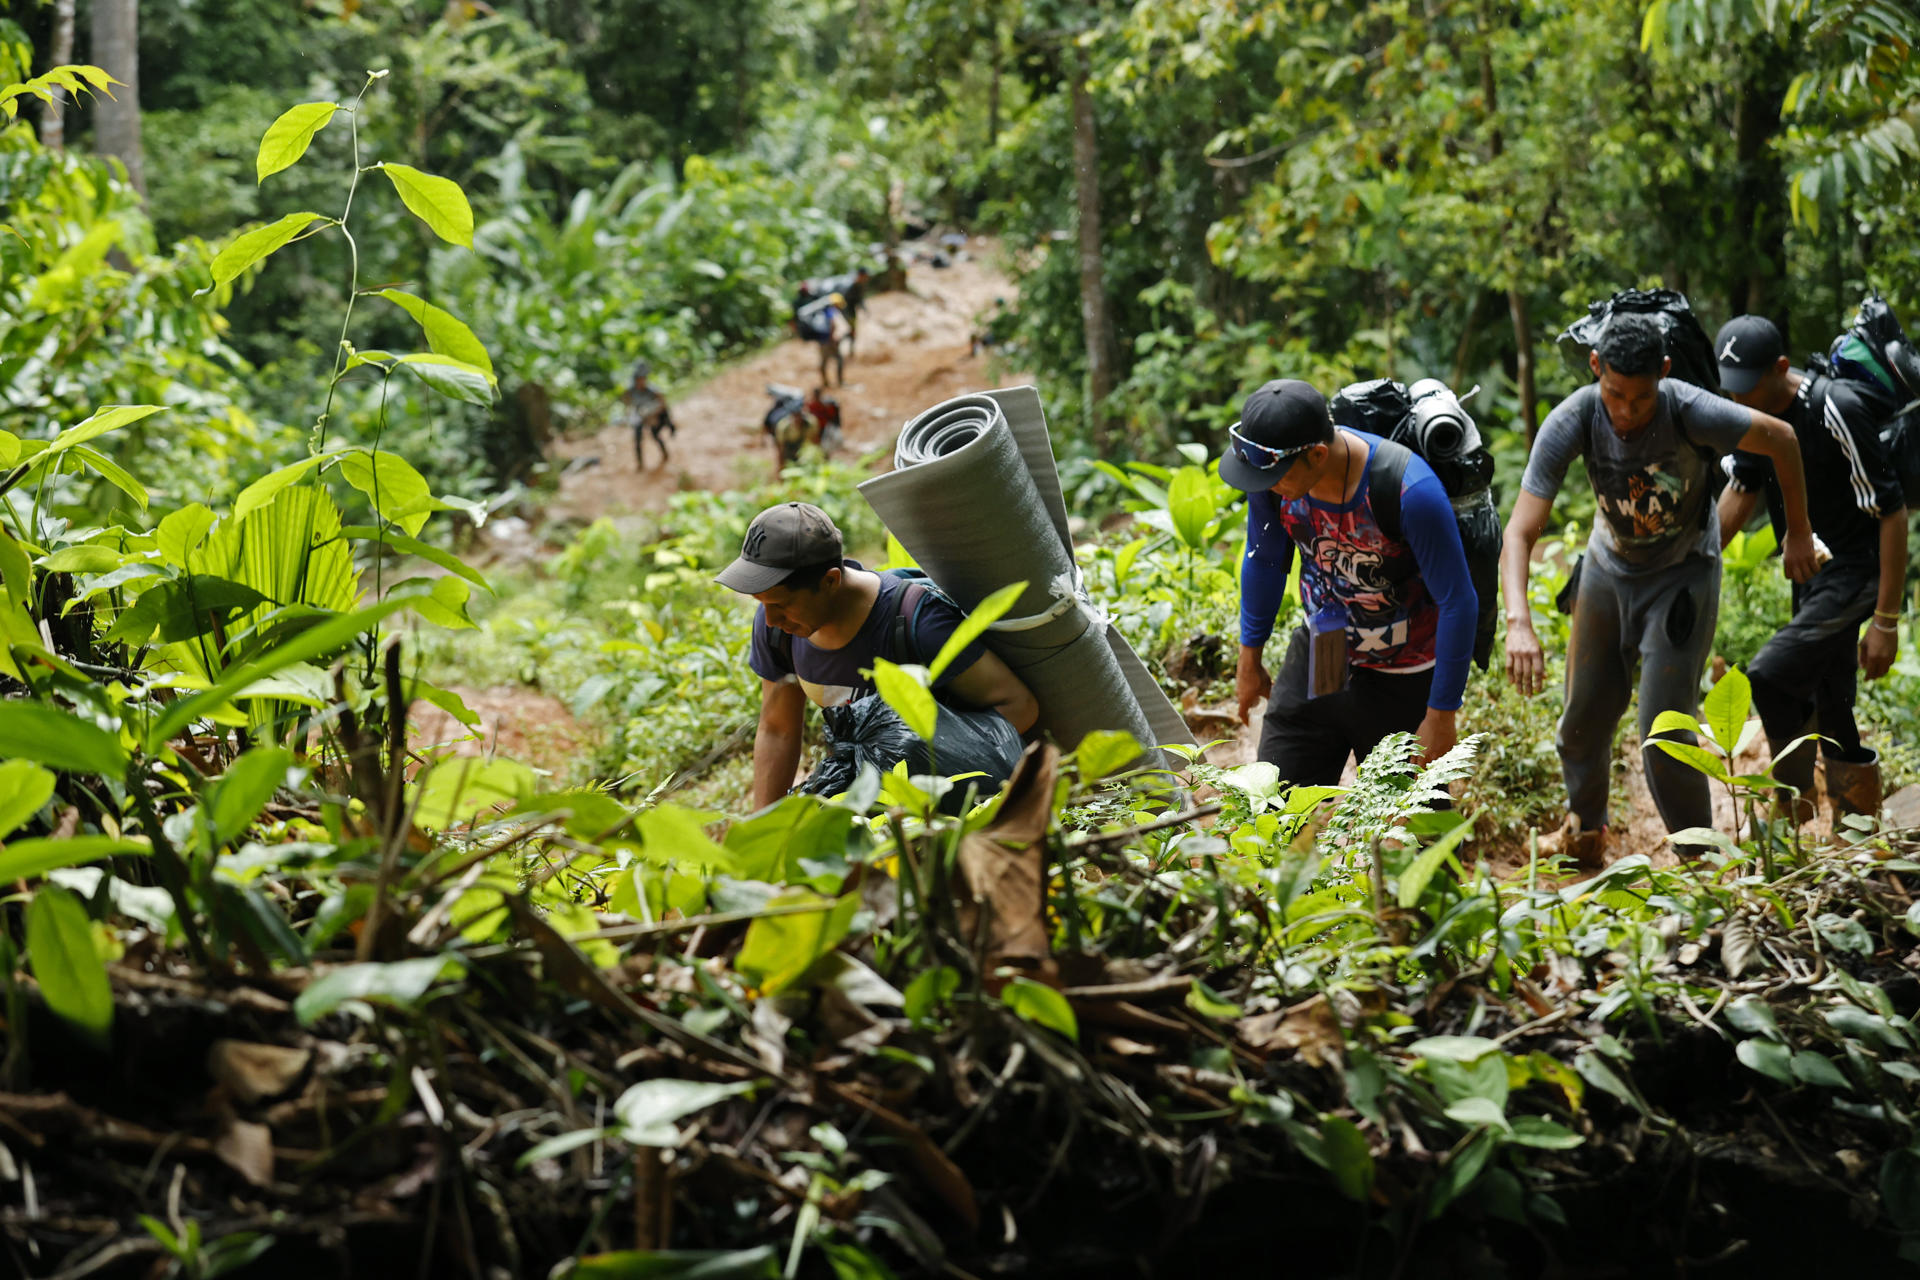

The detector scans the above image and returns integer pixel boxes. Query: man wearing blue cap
[1223,378,1478,780]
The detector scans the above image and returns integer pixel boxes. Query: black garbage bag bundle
[798,695,1023,813]
[1556,288,1721,392]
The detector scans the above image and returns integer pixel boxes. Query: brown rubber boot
[1536,814,1609,871]
[1824,748,1883,823]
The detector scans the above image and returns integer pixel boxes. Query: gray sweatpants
[1560,551,1720,834]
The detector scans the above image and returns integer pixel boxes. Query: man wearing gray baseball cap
[717,502,1038,808]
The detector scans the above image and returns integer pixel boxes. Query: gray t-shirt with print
[1520,379,1754,575]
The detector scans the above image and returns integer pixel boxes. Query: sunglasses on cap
[1228,422,1320,471]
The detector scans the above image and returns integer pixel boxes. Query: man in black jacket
[1714,314,1910,819]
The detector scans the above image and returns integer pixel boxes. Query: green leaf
[515,1127,608,1170]
[1646,708,1706,742]
[564,1248,779,1280]
[903,965,960,1021]
[1443,1095,1511,1132]
[1882,1146,1920,1233]
[155,504,217,569]
[0,760,55,839]
[0,525,31,602]
[232,448,348,522]
[336,450,434,534]
[404,576,476,630]
[1409,1035,1502,1063]
[256,102,339,182]
[0,835,150,882]
[1397,816,1474,908]
[612,1078,758,1147]
[1507,1116,1585,1149]
[293,954,465,1024]
[1000,977,1078,1041]
[735,890,858,995]
[146,595,419,750]
[1186,981,1243,1020]
[1790,1050,1851,1090]
[27,884,113,1047]
[0,702,127,775]
[208,747,296,847]
[1646,739,1731,783]
[378,163,475,247]
[70,445,148,510]
[927,580,1026,681]
[209,212,325,289]
[871,659,937,744]
[635,802,738,872]
[1736,1037,1794,1084]
[721,795,851,882]
[1701,667,1751,756]
[398,353,495,406]
[46,405,164,458]
[1074,729,1147,782]
[1166,466,1216,549]
[103,576,270,645]
[1813,912,1874,956]
[1319,1115,1374,1202]
[336,525,492,594]
[373,289,494,379]
[1725,995,1783,1041]
[40,545,128,575]
[412,757,538,830]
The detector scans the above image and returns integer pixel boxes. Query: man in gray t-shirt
[1500,313,1817,866]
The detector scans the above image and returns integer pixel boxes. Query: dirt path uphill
[539,238,1029,528]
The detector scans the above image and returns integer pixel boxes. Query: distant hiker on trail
[1712,314,1909,822]
[970,296,1012,358]
[715,502,1037,809]
[622,360,676,469]
[794,266,871,351]
[1222,379,1478,784]
[795,291,853,387]
[762,384,841,474]
[1502,313,1818,868]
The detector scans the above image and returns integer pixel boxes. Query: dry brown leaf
[207,1040,312,1106]
[1236,994,1343,1068]
[955,743,1059,985]
[212,1116,275,1187]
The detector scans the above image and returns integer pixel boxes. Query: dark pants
[1748,564,1878,791]
[633,412,675,467]
[1257,626,1434,784]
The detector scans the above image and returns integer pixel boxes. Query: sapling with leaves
[1642,664,1816,863]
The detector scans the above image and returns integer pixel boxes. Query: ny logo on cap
[743,524,770,558]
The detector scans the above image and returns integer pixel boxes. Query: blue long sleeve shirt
[1238,433,1477,711]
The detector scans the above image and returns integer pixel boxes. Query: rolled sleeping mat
[858,387,1194,762]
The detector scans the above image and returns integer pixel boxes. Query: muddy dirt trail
[533,241,1030,534]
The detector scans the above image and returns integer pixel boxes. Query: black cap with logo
[715,502,844,594]
[1714,315,1786,395]
[1218,379,1335,493]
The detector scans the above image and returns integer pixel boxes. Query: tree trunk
[38,0,76,151]
[1452,290,1489,389]
[1509,289,1537,445]
[1069,43,1116,441]
[89,0,144,196]
[1727,45,1790,343]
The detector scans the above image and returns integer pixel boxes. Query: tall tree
[1069,39,1116,441]
[89,0,143,195]
[36,0,74,151]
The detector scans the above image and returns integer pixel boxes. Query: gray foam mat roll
[858,387,1193,758]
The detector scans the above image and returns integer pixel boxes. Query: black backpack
[1556,288,1721,392]
[1330,379,1500,670]
[1814,292,1920,506]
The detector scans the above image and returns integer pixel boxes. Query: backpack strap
[885,580,933,665]
[1365,437,1411,542]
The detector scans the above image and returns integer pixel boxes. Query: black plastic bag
[799,696,1023,813]
[1329,378,1413,440]
[1556,288,1720,393]
[1885,404,1920,509]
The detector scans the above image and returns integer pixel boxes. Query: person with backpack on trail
[716,502,1038,808]
[1223,378,1479,782]
[1501,314,1819,868]
[1711,314,1909,822]
[622,360,676,469]
[795,291,853,387]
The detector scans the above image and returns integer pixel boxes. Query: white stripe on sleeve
[1823,390,1879,519]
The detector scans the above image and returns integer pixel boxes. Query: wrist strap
[1874,608,1902,621]
[1871,618,1899,634]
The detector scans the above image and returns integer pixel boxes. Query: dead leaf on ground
[208,1040,312,1106]
[1236,994,1343,1068]
[955,743,1059,988]
[212,1115,275,1187]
